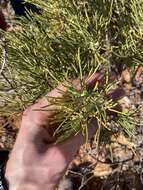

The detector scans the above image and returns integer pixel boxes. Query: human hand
[5,73,124,190]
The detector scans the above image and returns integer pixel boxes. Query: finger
[57,118,98,163]
[34,72,116,110]
[46,73,104,98]
[86,71,116,87]
[73,72,116,91]
[107,88,125,100]
[72,73,104,90]
[85,73,104,89]
[30,73,118,131]
[25,72,118,142]
[31,73,104,112]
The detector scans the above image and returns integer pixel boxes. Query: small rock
[118,96,131,109]
[122,69,131,83]
[132,79,137,87]
[58,177,73,190]
[94,163,112,177]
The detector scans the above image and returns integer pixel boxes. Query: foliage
[0,0,142,143]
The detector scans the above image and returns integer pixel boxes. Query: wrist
[5,173,57,190]
[4,182,56,190]
[5,159,60,190]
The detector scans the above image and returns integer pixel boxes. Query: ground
[0,2,143,190]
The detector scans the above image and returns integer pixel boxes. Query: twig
[0,36,8,75]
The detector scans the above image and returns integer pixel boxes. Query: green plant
[0,0,142,144]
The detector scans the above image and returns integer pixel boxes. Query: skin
[5,73,124,190]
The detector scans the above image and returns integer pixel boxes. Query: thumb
[58,118,98,163]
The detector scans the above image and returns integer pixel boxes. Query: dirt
[62,67,143,190]
[0,2,143,190]
[0,68,142,190]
